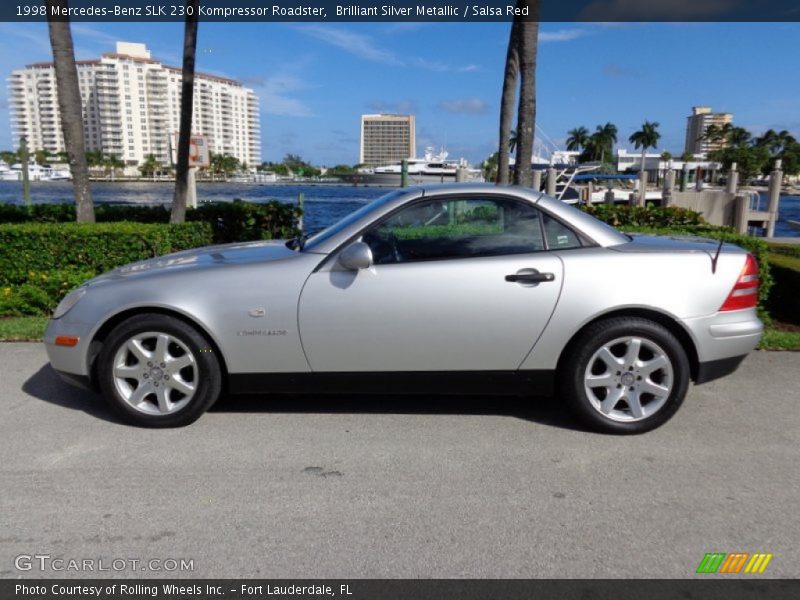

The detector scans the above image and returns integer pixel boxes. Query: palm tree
[46,0,94,222]
[628,121,661,206]
[728,126,752,148]
[755,129,797,155]
[700,123,724,146]
[660,151,673,185]
[512,3,539,187]
[171,0,200,224]
[139,154,161,179]
[103,154,124,181]
[85,149,104,168]
[509,129,518,155]
[483,152,499,182]
[565,126,589,152]
[497,20,520,185]
[0,150,17,166]
[34,149,49,165]
[594,122,618,163]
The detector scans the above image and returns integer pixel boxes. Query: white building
[684,106,733,156]
[7,42,260,169]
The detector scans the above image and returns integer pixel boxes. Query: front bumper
[44,317,95,378]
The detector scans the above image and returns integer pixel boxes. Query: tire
[97,313,223,427]
[558,317,690,434]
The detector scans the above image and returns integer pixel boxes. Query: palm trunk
[639,148,647,206]
[171,0,199,224]
[497,22,519,185]
[512,4,539,188]
[47,0,94,222]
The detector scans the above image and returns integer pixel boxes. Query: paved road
[1,343,798,579]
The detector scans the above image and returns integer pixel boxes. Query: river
[1,180,798,238]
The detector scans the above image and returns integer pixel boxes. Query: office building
[684,106,733,156]
[359,114,415,166]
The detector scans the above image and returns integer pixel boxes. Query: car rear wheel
[558,317,690,434]
[97,314,222,427]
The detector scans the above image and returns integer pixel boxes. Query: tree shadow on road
[22,363,120,424]
[22,363,587,431]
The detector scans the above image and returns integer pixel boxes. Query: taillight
[719,253,759,311]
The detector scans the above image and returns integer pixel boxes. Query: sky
[1,20,799,166]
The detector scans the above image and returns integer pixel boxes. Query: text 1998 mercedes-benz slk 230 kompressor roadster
[45,184,763,433]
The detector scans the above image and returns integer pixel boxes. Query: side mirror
[338,241,373,270]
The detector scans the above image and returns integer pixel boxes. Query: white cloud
[242,73,314,118]
[367,99,418,114]
[71,24,119,46]
[296,25,478,73]
[296,26,401,65]
[539,28,591,43]
[0,23,50,54]
[437,98,489,115]
[411,57,481,72]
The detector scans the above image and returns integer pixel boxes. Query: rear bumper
[681,309,763,368]
[695,354,748,385]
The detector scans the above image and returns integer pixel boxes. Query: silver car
[45,184,763,433]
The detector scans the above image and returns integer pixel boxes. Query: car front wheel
[559,317,690,434]
[97,314,223,427]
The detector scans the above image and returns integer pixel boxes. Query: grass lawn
[1,315,797,350]
[0,316,48,341]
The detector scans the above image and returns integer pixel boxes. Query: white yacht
[347,147,483,185]
[0,162,71,181]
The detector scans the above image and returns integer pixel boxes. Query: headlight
[53,288,87,319]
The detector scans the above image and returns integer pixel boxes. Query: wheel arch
[555,307,700,382]
[87,307,230,390]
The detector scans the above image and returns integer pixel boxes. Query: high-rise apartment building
[7,42,260,167]
[684,106,733,156]
[359,114,415,166]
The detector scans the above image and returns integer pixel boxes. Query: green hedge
[580,204,705,228]
[624,224,773,308]
[0,199,301,244]
[766,251,800,325]
[0,221,212,316]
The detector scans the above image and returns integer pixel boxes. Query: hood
[88,240,302,285]
[609,234,745,255]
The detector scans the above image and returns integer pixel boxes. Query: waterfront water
[1,180,798,237]
[0,180,387,235]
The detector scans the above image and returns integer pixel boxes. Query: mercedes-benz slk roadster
[45,184,763,433]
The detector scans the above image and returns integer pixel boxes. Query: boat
[0,162,71,181]
[344,147,483,185]
[558,172,662,205]
[0,161,19,181]
[229,172,278,184]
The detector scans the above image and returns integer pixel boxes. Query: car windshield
[298,189,408,252]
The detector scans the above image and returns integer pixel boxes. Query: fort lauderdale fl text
[16,583,354,597]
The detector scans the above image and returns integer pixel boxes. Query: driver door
[297,194,564,372]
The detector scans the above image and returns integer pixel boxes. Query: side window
[362,197,545,264]
[541,212,583,250]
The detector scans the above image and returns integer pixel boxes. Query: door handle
[505,272,555,283]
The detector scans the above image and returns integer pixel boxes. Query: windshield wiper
[287,229,320,251]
